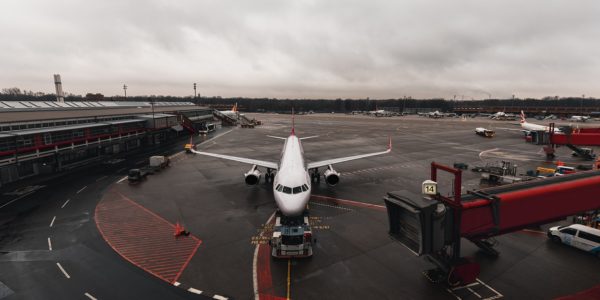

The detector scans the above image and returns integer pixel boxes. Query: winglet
[291,107,295,136]
[388,136,392,151]
[232,102,238,113]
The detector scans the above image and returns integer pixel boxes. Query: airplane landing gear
[265,168,275,184]
[311,169,320,184]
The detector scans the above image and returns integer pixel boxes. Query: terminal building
[0,101,214,187]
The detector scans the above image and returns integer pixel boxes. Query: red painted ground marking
[95,190,201,284]
[556,284,600,299]
[257,243,276,299]
[311,194,386,211]
[257,215,287,300]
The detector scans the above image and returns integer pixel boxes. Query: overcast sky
[1,0,599,99]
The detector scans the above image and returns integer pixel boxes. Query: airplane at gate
[190,112,391,216]
[520,110,561,133]
[219,103,239,118]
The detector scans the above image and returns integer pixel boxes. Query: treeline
[1,87,598,112]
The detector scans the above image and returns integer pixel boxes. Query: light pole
[193,83,197,98]
[150,98,156,129]
[123,84,127,98]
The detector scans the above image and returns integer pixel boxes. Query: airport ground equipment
[128,168,151,182]
[269,211,314,258]
[453,163,468,170]
[149,155,170,171]
[384,162,600,286]
[475,127,495,137]
[540,123,600,160]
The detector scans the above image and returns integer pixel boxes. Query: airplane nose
[274,193,309,216]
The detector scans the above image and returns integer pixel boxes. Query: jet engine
[244,165,261,185]
[324,165,340,186]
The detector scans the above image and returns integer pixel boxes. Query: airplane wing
[306,137,391,170]
[300,135,319,140]
[190,149,278,170]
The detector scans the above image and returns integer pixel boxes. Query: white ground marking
[76,186,87,194]
[47,237,52,251]
[84,292,97,300]
[116,176,128,184]
[478,148,500,161]
[0,191,36,209]
[446,278,503,300]
[187,288,203,294]
[56,263,70,279]
[310,201,353,211]
[213,295,228,300]
[253,211,276,300]
[95,175,107,182]
[49,216,56,227]
[173,281,181,286]
[61,199,70,209]
[197,129,234,147]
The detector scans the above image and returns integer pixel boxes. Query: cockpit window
[292,186,302,194]
[282,186,292,194]
[301,184,308,191]
[276,184,283,192]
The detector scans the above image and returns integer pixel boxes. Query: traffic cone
[174,222,184,237]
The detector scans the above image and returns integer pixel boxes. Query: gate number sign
[422,180,437,196]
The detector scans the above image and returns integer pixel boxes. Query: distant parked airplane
[569,115,590,122]
[220,103,239,118]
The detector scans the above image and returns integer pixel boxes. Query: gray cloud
[1,0,599,99]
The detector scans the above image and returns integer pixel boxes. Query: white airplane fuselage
[521,120,561,133]
[272,135,311,216]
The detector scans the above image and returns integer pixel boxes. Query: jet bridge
[384,162,600,286]
[543,123,600,159]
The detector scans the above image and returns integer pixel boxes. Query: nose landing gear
[310,169,320,184]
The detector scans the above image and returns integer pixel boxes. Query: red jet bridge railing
[385,162,600,287]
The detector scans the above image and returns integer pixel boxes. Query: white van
[548,224,600,257]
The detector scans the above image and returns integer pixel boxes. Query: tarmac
[1,113,599,299]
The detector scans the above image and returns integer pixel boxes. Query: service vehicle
[128,168,151,182]
[270,211,314,258]
[475,127,495,137]
[548,224,600,257]
[149,156,170,171]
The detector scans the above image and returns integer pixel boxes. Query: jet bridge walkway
[543,123,600,159]
[384,162,600,286]
[212,110,238,126]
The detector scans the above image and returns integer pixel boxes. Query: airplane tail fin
[520,110,526,123]
[232,103,238,113]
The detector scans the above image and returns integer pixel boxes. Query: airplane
[367,105,391,117]
[219,103,239,118]
[490,111,516,120]
[569,115,590,122]
[189,111,391,216]
[428,111,444,118]
[520,110,561,133]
